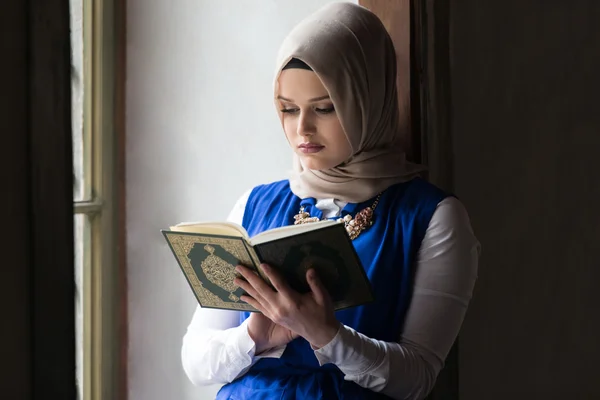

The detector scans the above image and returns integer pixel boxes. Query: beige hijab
[274,2,425,203]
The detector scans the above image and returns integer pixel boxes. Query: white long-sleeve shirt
[182,190,480,400]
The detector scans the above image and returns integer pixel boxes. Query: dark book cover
[253,223,373,311]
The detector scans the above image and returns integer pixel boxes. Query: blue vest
[217,178,448,400]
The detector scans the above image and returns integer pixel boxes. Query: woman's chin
[300,157,337,171]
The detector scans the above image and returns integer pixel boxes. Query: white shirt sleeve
[181,189,286,386]
[313,196,481,400]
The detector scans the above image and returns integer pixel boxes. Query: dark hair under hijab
[282,58,313,71]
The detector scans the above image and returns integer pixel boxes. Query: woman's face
[276,69,352,171]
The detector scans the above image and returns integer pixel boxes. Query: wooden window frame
[75,0,115,399]
[72,0,127,399]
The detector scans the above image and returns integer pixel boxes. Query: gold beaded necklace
[293,194,382,240]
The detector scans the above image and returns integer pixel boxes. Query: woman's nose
[297,112,316,137]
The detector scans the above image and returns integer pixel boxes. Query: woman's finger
[240,295,269,316]
[236,265,278,305]
[306,269,330,307]
[260,264,296,299]
[234,276,268,308]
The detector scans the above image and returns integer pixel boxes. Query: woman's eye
[315,106,335,114]
[280,108,299,114]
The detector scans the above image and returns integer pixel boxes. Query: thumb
[306,269,329,306]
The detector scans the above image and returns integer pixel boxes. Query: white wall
[126,1,355,399]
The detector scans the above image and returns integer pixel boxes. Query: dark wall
[0,0,75,398]
[448,2,600,398]
[0,1,32,396]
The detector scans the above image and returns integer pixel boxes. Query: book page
[250,220,339,245]
[170,221,249,238]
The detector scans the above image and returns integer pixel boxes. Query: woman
[182,3,479,399]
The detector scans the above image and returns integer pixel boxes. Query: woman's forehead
[276,69,329,100]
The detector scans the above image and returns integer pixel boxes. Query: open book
[162,220,373,312]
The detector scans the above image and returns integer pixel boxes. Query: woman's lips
[298,143,325,154]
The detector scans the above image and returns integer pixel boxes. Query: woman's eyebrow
[277,95,330,102]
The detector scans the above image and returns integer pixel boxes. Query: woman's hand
[234,264,340,349]
[246,312,299,354]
